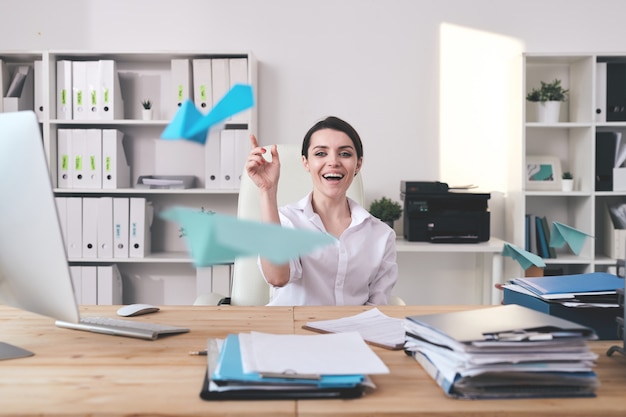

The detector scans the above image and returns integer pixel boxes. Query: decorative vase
[562,178,574,192]
[142,108,153,120]
[536,101,561,123]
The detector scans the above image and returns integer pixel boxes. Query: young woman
[246,116,397,306]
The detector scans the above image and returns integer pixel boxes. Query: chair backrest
[230,143,364,306]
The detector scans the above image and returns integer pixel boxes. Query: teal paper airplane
[549,221,593,256]
[501,243,546,270]
[160,207,337,267]
[161,83,254,145]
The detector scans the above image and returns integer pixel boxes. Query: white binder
[69,265,82,304]
[86,60,100,120]
[98,60,124,120]
[3,65,34,112]
[55,197,68,253]
[72,61,88,120]
[97,196,114,259]
[233,129,250,188]
[57,128,72,189]
[102,129,130,189]
[97,264,123,305]
[66,197,83,259]
[204,129,221,189]
[82,197,99,258]
[171,59,193,117]
[211,58,230,112]
[129,197,153,258]
[84,129,102,188]
[596,62,607,123]
[219,129,236,189]
[192,58,212,114]
[81,266,98,305]
[71,128,87,188]
[34,60,45,121]
[229,58,249,123]
[113,197,129,258]
[56,60,73,120]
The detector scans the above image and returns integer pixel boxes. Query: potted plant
[141,99,153,120]
[562,171,574,192]
[526,79,569,123]
[368,197,402,228]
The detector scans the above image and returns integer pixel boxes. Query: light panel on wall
[439,23,524,193]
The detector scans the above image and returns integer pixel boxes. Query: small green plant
[141,99,152,110]
[526,79,569,102]
[562,171,573,180]
[368,197,402,223]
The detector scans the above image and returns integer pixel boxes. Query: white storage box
[613,167,626,191]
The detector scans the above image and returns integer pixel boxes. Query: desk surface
[1,305,625,417]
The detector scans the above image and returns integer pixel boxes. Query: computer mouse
[116,303,160,317]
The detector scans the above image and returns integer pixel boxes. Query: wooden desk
[1,305,625,417]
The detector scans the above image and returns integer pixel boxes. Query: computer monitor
[0,111,80,359]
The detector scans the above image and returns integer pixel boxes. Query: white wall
[3,0,626,304]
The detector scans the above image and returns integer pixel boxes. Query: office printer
[400,181,491,243]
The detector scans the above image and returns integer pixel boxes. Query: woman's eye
[315,151,326,157]
[340,152,352,157]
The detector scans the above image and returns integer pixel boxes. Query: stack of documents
[403,304,600,399]
[200,331,389,400]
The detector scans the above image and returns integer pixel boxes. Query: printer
[400,181,491,243]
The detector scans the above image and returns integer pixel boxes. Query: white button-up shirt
[262,193,398,306]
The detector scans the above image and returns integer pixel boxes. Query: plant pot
[535,101,561,123]
[384,220,394,229]
[562,178,574,192]
[142,108,153,121]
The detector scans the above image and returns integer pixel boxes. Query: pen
[189,350,208,356]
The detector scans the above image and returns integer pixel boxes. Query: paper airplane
[161,83,254,145]
[501,243,546,270]
[549,221,593,256]
[159,207,337,267]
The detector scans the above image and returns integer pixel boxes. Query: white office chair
[193,143,404,306]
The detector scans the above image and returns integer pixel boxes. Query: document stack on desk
[200,331,388,400]
[403,304,600,399]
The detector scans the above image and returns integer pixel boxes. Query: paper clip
[259,369,321,380]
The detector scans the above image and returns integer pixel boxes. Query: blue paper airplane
[549,221,593,256]
[501,243,546,270]
[161,83,254,145]
[159,207,337,267]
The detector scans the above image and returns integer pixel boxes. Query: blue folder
[511,272,624,300]
[212,334,365,388]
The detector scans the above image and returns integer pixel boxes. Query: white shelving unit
[507,53,626,277]
[0,50,257,305]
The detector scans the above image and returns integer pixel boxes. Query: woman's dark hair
[301,116,363,159]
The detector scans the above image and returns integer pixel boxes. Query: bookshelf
[508,53,626,277]
[0,50,258,305]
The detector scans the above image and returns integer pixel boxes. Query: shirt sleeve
[366,228,398,305]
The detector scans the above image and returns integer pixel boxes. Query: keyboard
[55,316,190,340]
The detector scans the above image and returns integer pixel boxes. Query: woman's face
[302,128,362,200]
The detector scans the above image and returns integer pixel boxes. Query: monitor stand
[0,341,34,360]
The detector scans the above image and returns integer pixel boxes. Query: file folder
[71,128,88,188]
[98,60,124,120]
[233,129,249,188]
[229,58,248,124]
[204,129,221,189]
[85,61,100,120]
[596,62,607,123]
[66,197,83,259]
[211,58,230,118]
[3,65,34,112]
[96,264,123,305]
[113,197,129,258]
[192,59,212,114]
[219,129,236,189]
[84,129,102,188]
[56,60,73,120]
[82,197,99,258]
[97,196,114,259]
[129,197,153,258]
[171,59,193,116]
[81,266,98,304]
[102,129,130,189]
[72,61,88,120]
[56,128,72,188]
[34,60,44,121]
[55,197,68,254]
[70,265,82,304]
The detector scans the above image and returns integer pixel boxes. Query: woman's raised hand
[245,134,280,190]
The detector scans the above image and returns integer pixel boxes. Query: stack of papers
[403,304,600,399]
[200,331,389,401]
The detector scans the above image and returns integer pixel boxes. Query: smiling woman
[245,116,398,307]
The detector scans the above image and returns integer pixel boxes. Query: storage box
[613,167,626,191]
[604,212,626,259]
[503,287,622,340]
